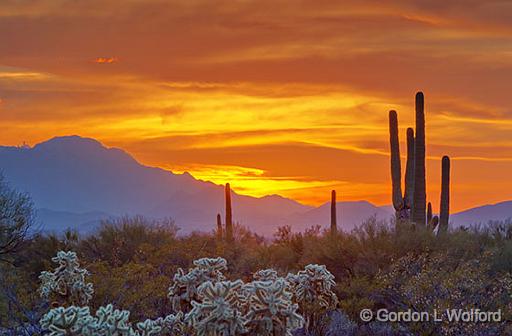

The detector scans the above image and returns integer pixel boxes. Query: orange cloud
[95,57,117,64]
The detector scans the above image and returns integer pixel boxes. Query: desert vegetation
[2,213,512,335]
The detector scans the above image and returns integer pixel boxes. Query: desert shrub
[491,240,512,273]
[485,218,512,241]
[79,216,179,266]
[336,276,378,321]
[0,175,35,262]
[377,252,512,335]
[322,310,357,336]
[0,265,45,334]
[358,321,412,336]
[89,261,170,320]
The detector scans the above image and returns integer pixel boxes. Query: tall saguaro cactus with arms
[389,92,451,234]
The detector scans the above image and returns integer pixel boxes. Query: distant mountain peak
[34,135,104,151]
[31,135,138,166]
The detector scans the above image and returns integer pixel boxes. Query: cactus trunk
[389,110,403,213]
[225,183,234,243]
[404,128,415,210]
[412,92,426,226]
[427,202,432,224]
[439,156,450,233]
[216,213,223,241]
[330,190,337,234]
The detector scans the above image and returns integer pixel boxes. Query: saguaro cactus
[216,213,223,242]
[404,127,415,210]
[389,110,404,214]
[439,156,450,233]
[412,92,426,226]
[225,183,234,243]
[427,202,432,225]
[330,190,337,234]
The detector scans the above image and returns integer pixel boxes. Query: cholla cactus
[94,304,134,335]
[193,257,228,278]
[39,251,94,306]
[253,269,279,281]
[168,257,227,312]
[134,313,185,336]
[135,319,162,336]
[40,304,137,336]
[39,306,95,335]
[244,279,303,336]
[185,280,247,336]
[40,304,185,336]
[152,312,185,335]
[38,251,186,336]
[287,264,338,332]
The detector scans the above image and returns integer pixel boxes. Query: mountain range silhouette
[0,136,510,235]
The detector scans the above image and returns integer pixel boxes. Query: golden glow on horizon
[168,163,390,207]
[169,164,340,202]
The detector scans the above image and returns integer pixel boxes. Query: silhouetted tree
[0,175,35,263]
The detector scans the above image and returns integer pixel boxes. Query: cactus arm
[389,110,404,212]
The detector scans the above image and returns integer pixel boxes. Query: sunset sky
[1,0,512,212]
